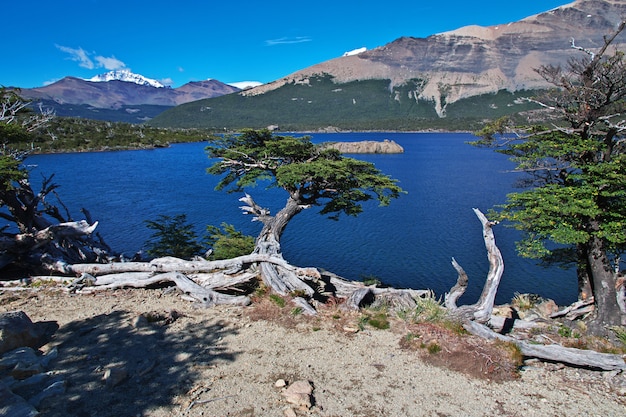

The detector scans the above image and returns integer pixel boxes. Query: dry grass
[246,290,523,382]
[399,322,523,382]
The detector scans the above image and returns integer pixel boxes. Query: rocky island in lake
[324,139,404,153]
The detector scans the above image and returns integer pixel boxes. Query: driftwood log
[4,208,625,371]
[466,321,626,371]
[444,209,626,371]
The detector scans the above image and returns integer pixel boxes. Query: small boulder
[282,380,314,409]
[0,311,58,355]
[0,380,38,417]
[103,365,128,388]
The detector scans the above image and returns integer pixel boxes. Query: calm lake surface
[26,132,577,305]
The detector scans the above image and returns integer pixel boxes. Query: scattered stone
[275,378,287,388]
[131,314,149,328]
[534,299,559,319]
[282,380,314,409]
[11,361,44,380]
[0,380,39,417]
[28,380,66,408]
[283,407,297,417]
[343,325,359,333]
[0,311,58,354]
[0,347,40,372]
[492,306,515,318]
[103,366,128,388]
[39,347,58,368]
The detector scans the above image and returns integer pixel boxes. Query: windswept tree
[206,129,404,295]
[475,22,626,331]
[0,88,110,273]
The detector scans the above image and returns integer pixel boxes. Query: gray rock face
[246,0,626,116]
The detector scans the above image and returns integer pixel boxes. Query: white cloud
[94,55,126,70]
[56,44,127,71]
[265,36,312,46]
[160,77,174,86]
[55,44,94,69]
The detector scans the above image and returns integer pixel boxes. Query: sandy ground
[1,287,625,417]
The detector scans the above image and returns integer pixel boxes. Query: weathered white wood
[445,257,468,310]
[79,271,250,307]
[292,297,317,315]
[58,254,291,276]
[342,288,372,310]
[34,220,99,240]
[445,209,504,323]
[192,272,258,290]
[471,208,504,323]
[465,321,626,371]
[488,315,540,332]
[550,298,595,318]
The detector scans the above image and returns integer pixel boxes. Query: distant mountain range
[17,72,241,123]
[15,0,626,129]
[150,0,626,131]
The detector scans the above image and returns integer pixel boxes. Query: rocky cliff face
[245,0,626,117]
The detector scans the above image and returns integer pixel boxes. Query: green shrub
[205,222,255,260]
[144,214,203,259]
[269,294,286,308]
[427,343,441,354]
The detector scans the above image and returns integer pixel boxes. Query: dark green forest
[149,75,542,131]
[8,117,213,153]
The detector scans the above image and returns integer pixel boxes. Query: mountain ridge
[20,76,240,108]
[240,0,626,118]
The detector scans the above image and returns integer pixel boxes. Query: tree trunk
[586,235,626,328]
[446,209,504,324]
[576,243,594,301]
[243,194,315,296]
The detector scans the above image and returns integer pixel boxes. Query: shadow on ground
[39,310,240,416]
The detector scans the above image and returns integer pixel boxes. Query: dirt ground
[2,287,625,417]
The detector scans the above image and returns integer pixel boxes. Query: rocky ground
[1,287,626,417]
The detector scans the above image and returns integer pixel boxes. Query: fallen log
[56,254,294,276]
[465,321,626,371]
[550,298,595,320]
[77,271,250,307]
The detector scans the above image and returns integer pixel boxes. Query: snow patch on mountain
[343,47,367,57]
[88,70,166,88]
[228,81,263,89]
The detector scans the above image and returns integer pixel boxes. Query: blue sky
[4,0,569,88]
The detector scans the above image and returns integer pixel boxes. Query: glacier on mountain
[88,69,166,88]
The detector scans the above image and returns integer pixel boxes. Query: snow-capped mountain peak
[88,69,166,88]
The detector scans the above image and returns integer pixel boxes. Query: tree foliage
[207,129,404,221]
[0,89,112,273]
[144,214,204,260]
[205,222,255,260]
[206,129,405,298]
[474,23,626,328]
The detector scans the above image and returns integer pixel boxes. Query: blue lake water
[25,132,578,305]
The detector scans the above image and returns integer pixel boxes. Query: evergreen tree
[475,22,626,331]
